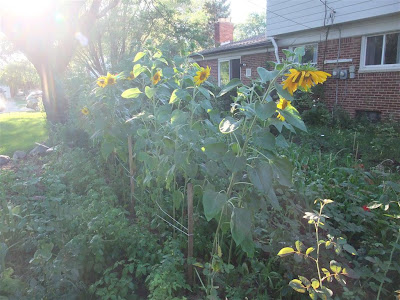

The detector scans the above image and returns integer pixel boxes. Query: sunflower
[97,72,117,87]
[127,71,135,80]
[194,66,211,86]
[105,72,117,85]
[282,68,331,95]
[97,76,107,88]
[152,71,161,85]
[81,107,89,115]
[276,98,292,121]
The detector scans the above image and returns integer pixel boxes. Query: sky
[230,0,266,24]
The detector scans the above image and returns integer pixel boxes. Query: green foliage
[278,199,359,299]
[0,59,40,93]
[234,12,267,41]
[0,112,48,155]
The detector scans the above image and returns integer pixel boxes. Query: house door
[231,59,241,79]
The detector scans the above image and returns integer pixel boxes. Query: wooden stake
[127,135,136,218]
[187,183,194,285]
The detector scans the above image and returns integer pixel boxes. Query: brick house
[192,1,400,120]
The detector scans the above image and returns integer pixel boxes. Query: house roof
[191,34,271,57]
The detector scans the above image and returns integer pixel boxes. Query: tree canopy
[234,12,266,41]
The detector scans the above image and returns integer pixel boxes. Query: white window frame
[218,56,241,86]
[289,43,318,64]
[359,32,400,73]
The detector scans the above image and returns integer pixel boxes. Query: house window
[290,44,318,64]
[360,32,400,72]
[218,58,241,86]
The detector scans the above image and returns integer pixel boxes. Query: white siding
[274,14,400,47]
[267,0,400,37]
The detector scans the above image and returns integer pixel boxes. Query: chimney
[214,18,234,46]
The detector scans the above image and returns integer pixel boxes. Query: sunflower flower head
[276,98,292,121]
[127,71,135,80]
[105,72,117,85]
[97,72,117,87]
[194,66,211,86]
[97,76,107,88]
[152,71,161,85]
[81,107,89,115]
[282,67,331,95]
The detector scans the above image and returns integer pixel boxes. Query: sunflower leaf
[218,78,242,97]
[121,88,142,99]
[274,82,294,101]
[133,52,146,62]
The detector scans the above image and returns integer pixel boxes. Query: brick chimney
[214,18,234,46]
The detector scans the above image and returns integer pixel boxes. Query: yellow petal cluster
[194,66,211,86]
[276,98,292,121]
[282,69,331,95]
[152,71,161,85]
[97,72,117,88]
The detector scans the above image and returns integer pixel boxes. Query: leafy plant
[278,199,360,299]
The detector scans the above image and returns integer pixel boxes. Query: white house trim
[197,48,271,61]
[359,32,400,73]
[274,14,400,48]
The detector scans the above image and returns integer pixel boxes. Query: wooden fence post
[187,183,194,285]
[127,136,136,218]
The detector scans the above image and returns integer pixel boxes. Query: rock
[0,155,10,166]
[13,150,27,160]
[29,145,48,156]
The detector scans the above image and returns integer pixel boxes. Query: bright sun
[0,0,53,16]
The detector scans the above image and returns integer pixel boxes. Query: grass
[0,112,48,156]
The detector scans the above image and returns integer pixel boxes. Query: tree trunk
[36,63,69,124]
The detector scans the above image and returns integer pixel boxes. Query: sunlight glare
[1,0,53,16]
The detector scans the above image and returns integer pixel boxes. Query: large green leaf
[280,110,307,132]
[343,244,358,256]
[253,130,276,151]
[121,88,142,99]
[197,86,211,100]
[133,51,146,62]
[274,82,294,101]
[171,109,188,126]
[219,117,243,134]
[255,101,277,121]
[218,78,242,97]
[267,188,281,210]
[248,160,273,195]
[222,152,246,173]
[133,64,148,77]
[257,67,279,83]
[202,143,228,160]
[145,86,156,98]
[202,189,227,221]
[230,208,252,246]
[240,233,255,258]
[270,156,293,187]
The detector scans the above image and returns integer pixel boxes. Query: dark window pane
[384,33,400,64]
[220,61,230,85]
[366,35,383,65]
[303,45,316,63]
[231,59,241,79]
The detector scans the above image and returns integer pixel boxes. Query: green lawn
[0,112,48,156]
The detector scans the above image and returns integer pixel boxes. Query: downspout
[265,0,280,63]
[269,37,280,63]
